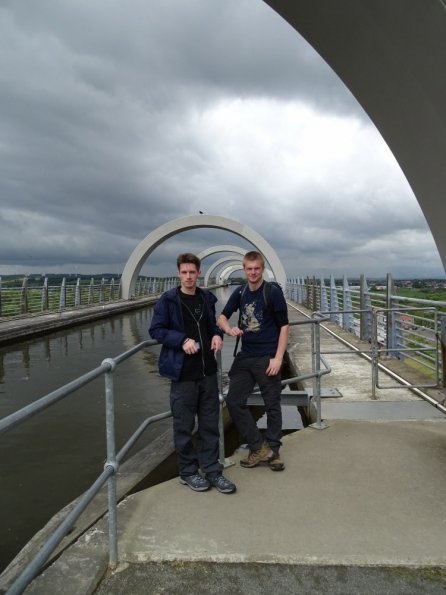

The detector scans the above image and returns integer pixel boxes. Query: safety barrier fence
[0,276,181,318]
[287,274,446,386]
[0,318,329,594]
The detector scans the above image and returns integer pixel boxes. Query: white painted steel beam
[264,0,446,272]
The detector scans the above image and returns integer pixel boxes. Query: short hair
[176,253,201,271]
[243,250,265,268]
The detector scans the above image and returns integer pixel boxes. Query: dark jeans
[226,354,282,452]
[170,374,222,478]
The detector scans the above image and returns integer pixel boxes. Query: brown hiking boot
[269,452,285,471]
[240,442,273,468]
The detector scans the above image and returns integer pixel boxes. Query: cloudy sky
[1,0,444,280]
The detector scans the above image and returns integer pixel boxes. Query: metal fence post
[102,358,119,569]
[360,274,372,341]
[310,316,328,430]
[75,278,81,307]
[20,277,28,314]
[320,277,328,312]
[342,275,353,331]
[41,277,49,312]
[216,351,234,468]
[330,275,340,325]
[441,317,446,388]
[371,309,378,399]
[59,278,66,310]
[386,273,395,355]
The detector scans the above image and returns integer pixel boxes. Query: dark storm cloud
[0,0,442,278]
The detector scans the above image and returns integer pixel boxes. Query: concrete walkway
[23,419,446,594]
[17,304,446,594]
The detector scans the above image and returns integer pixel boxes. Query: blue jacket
[149,286,223,381]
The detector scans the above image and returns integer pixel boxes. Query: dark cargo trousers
[226,354,282,453]
[169,374,222,478]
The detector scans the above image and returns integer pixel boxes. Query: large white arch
[218,263,245,285]
[265,0,446,272]
[205,256,274,287]
[218,263,274,285]
[197,245,247,262]
[204,257,243,287]
[121,215,287,299]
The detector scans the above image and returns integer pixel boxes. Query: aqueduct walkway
[19,304,446,595]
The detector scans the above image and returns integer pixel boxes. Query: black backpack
[233,280,284,356]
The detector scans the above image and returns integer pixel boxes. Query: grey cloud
[0,1,443,278]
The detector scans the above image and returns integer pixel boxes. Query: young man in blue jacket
[149,253,236,494]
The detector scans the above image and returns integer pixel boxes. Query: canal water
[0,286,237,573]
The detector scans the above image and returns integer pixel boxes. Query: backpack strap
[233,284,247,357]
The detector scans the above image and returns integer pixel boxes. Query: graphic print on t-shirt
[241,296,262,333]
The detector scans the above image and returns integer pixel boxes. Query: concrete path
[24,419,446,594]
[19,303,446,594]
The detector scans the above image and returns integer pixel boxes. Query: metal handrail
[2,338,173,595]
[3,317,333,594]
[217,316,332,465]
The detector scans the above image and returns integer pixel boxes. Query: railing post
[441,317,446,388]
[0,276,2,316]
[342,275,353,331]
[309,315,328,430]
[41,277,49,312]
[102,358,119,569]
[320,278,328,312]
[330,275,340,325]
[59,278,66,310]
[216,351,234,468]
[20,277,29,314]
[100,278,105,303]
[88,278,94,304]
[371,309,378,399]
[386,273,395,355]
[360,274,372,341]
[75,278,81,307]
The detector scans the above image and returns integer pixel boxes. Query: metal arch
[265,0,446,272]
[197,245,247,262]
[215,262,274,286]
[217,263,245,285]
[204,257,243,287]
[121,215,287,299]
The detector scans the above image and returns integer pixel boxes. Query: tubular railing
[0,276,182,318]
[0,338,170,595]
[287,276,446,386]
[1,315,331,594]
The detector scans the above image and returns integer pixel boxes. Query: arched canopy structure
[205,257,274,286]
[197,245,247,263]
[121,215,287,299]
[264,0,446,272]
[204,257,243,287]
[218,264,245,285]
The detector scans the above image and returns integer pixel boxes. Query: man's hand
[266,357,282,376]
[211,335,223,352]
[182,338,199,354]
[225,326,243,338]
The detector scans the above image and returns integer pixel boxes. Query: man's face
[178,263,200,291]
[244,259,264,285]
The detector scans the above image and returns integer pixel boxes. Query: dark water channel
[0,287,237,573]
